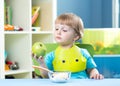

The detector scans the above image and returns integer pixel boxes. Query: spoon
[32,65,53,73]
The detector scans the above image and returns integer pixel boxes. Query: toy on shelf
[6,61,19,70]
[32,6,40,26]
[4,1,12,25]
[4,51,19,70]
[32,27,41,31]
[4,24,23,31]
[14,26,23,31]
[5,51,10,70]
[4,24,14,31]
[10,62,19,70]
[5,64,10,70]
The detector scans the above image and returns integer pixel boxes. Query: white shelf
[0,0,56,79]
[32,31,53,34]
[0,0,4,79]
[4,31,30,34]
[5,69,32,75]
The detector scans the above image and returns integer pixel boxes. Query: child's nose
[57,29,61,34]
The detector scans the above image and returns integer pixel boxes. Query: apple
[32,42,47,58]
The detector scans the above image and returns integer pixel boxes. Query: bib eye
[62,60,65,63]
[75,59,79,62]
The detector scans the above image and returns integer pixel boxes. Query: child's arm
[32,54,49,78]
[87,68,104,79]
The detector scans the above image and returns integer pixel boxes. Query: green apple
[32,42,47,58]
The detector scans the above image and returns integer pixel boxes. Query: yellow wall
[82,29,120,47]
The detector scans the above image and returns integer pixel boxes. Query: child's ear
[74,35,80,41]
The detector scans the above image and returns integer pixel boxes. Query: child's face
[54,24,78,45]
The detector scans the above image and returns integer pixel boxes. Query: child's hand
[32,53,48,78]
[88,68,104,79]
[32,53,45,65]
[90,73,104,80]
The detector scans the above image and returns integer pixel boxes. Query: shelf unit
[0,0,56,79]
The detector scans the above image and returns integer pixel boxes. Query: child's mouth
[56,36,61,40]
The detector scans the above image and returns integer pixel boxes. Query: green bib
[53,45,87,73]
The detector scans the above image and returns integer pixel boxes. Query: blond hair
[55,13,84,40]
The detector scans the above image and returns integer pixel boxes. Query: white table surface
[0,79,120,86]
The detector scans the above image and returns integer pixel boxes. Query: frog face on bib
[53,45,87,73]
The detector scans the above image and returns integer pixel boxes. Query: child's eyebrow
[55,24,72,30]
[55,24,64,28]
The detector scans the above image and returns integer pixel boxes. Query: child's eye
[62,29,68,32]
[62,28,68,32]
[55,28,59,31]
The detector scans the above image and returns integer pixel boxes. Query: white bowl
[48,71,71,83]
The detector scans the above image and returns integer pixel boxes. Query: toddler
[33,13,104,79]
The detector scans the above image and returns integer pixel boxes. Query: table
[0,79,120,86]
